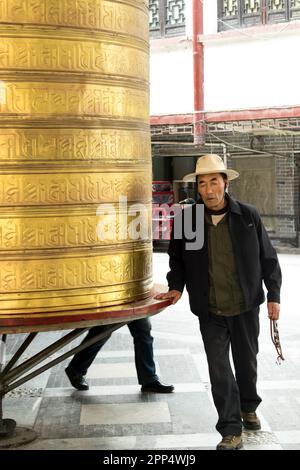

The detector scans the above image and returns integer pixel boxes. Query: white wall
[185,0,193,38]
[150,0,300,116]
[150,0,194,116]
[150,42,194,115]
[203,0,218,35]
[204,32,300,111]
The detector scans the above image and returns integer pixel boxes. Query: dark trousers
[199,308,262,436]
[67,317,158,386]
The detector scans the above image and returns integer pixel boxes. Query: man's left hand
[267,302,280,320]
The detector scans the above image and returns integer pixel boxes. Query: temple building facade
[150,0,300,246]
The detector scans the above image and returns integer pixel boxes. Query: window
[149,0,186,38]
[218,0,300,32]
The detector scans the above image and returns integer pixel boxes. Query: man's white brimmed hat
[183,154,239,182]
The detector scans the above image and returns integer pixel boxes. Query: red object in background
[152,181,174,241]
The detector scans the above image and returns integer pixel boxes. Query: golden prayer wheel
[0,0,153,316]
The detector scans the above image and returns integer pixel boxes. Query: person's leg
[230,308,262,413]
[128,318,174,393]
[67,325,112,376]
[199,315,242,437]
[128,318,158,385]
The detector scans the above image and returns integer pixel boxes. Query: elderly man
[155,154,282,450]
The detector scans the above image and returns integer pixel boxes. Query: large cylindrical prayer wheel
[0,0,152,316]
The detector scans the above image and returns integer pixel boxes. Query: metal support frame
[0,321,127,447]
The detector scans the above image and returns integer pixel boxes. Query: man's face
[197,173,227,211]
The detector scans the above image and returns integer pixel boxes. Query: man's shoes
[65,367,89,391]
[216,435,243,450]
[241,411,261,430]
[141,380,174,393]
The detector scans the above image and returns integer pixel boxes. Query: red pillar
[193,0,205,147]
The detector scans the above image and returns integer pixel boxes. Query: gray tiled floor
[2,253,300,450]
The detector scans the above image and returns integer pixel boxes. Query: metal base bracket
[0,426,37,448]
[0,418,16,438]
[0,293,171,448]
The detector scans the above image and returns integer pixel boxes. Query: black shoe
[141,380,174,393]
[65,367,89,391]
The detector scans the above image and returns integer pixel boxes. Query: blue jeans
[67,317,158,385]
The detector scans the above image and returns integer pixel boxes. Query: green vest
[206,212,245,316]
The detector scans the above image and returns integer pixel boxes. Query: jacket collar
[227,194,242,215]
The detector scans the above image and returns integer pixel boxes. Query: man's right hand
[154,290,182,305]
